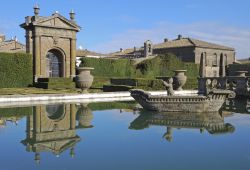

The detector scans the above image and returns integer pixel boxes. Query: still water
[0,100,249,170]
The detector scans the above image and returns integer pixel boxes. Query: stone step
[36,78,75,89]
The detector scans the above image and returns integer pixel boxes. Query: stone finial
[70,10,75,21]
[164,38,168,42]
[33,4,40,16]
[120,48,123,52]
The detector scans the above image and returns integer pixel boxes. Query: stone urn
[76,104,93,128]
[76,67,94,93]
[173,70,187,91]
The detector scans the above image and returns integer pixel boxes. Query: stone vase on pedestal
[76,67,94,93]
[173,70,187,91]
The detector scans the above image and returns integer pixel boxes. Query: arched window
[212,53,218,66]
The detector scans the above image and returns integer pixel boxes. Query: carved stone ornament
[53,36,59,45]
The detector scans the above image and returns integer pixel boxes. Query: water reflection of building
[129,111,235,142]
[22,103,93,164]
[0,116,20,128]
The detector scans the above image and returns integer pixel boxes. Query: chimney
[164,38,168,42]
[177,34,182,40]
[69,10,75,21]
[33,4,40,16]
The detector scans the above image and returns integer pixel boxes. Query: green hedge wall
[0,107,33,117]
[81,53,199,89]
[0,53,33,88]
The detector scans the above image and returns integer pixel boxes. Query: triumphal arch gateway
[20,6,80,82]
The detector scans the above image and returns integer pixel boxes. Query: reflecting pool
[0,101,249,170]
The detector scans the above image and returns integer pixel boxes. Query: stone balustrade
[198,74,250,97]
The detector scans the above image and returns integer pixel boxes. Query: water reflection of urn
[76,67,94,93]
[173,70,187,91]
[76,104,93,128]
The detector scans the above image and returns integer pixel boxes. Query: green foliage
[227,64,250,76]
[88,101,137,111]
[109,78,165,91]
[81,53,199,89]
[0,53,33,88]
[80,58,135,77]
[0,107,33,118]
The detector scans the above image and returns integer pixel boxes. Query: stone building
[22,104,79,164]
[112,35,235,67]
[0,35,25,53]
[20,6,80,81]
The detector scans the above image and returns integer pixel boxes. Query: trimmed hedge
[0,107,33,118]
[0,53,33,88]
[88,101,136,111]
[109,78,165,91]
[81,53,199,89]
[227,64,250,76]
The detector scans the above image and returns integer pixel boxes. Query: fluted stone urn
[76,67,94,93]
[173,70,187,91]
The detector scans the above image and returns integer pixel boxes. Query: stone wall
[194,47,235,65]
[153,47,195,62]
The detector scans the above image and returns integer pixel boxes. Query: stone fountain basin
[149,90,198,97]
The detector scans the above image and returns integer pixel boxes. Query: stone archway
[46,49,64,77]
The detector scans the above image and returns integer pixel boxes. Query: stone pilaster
[220,54,226,77]
[34,106,41,133]
[34,35,41,81]
[199,52,206,78]
[25,30,33,54]
[70,38,76,77]
[70,104,76,129]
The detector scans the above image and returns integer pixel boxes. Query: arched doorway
[46,104,65,121]
[46,49,64,77]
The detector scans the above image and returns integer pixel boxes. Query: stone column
[34,35,41,81]
[219,54,226,77]
[199,52,206,78]
[70,38,76,78]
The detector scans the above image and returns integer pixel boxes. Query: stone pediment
[34,14,80,31]
[30,136,81,153]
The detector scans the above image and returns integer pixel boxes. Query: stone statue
[162,78,174,96]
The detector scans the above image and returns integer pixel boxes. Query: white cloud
[91,22,250,59]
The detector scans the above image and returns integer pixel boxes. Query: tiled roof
[0,40,25,52]
[110,47,144,56]
[154,38,234,50]
[76,49,105,57]
[111,37,234,56]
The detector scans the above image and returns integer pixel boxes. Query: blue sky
[0,0,249,58]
